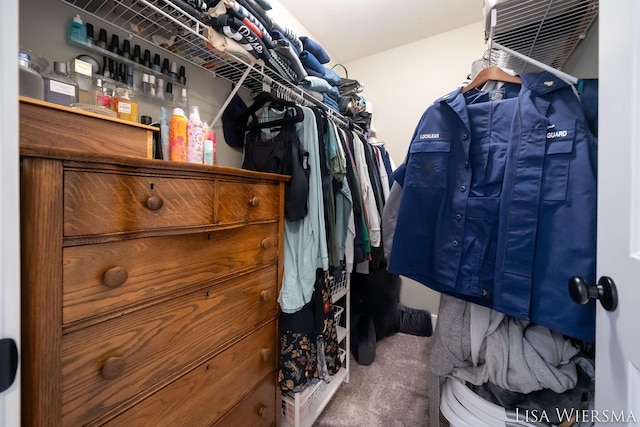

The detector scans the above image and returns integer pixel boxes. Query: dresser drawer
[216,180,281,224]
[61,266,278,426]
[64,170,216,236]
[63,223,279,324]
[212,375,277,427]
[103,321,277,427]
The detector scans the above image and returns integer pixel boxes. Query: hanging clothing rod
[492,42,578,85]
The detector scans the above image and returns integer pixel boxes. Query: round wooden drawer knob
[257,405,267,418]
[146,195,164,210]
[248,197,260,207]
[260,238,272,250]
[260,348,272,362]
[101,356,126,380]
[102,266,128,289]
[260,289,272,302]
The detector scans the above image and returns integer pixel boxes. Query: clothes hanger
[461,66,522,94]
[234,91,304,131]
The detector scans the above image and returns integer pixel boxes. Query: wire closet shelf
[485,0,599,75]
[58,0,354,130]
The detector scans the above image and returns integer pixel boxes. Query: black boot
[397,304,433,337]
[351,313,377,366]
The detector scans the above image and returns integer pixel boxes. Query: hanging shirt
[274,105,329,314]
[389,82,521,306]
[352,131,381,250]
[493,72,597,342]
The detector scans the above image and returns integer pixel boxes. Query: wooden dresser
[19,142,287,426]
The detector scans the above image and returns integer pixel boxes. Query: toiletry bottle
[149,75,156,96]
[143,49,151,68]
[85,22,95,46]
[132,45,142,64]
[156,77,165,100]
[162,58,170,77]
[165,82,174,103]
[110,34,120,55]
[179,65,186,85]
[122,40,131,60]
[187,105,204,164]
[101,56,110,79]
[170,61,179,82]
[177,87,188,108]
[169,107,188,162]
[68,14,88,45]
[141,73,150,95]
[18,51,44,100]
[126,65,134,88]
[111,87,138,122]
[152,54,161,72]
[204,124,216,165]
[159,107,170,161]
[94,78,105,106]
[102,79,115,107]
[97,28,108,49]
[43,61,79,106]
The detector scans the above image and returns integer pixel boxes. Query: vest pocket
[542,123,575,201]
[405,139,451,189]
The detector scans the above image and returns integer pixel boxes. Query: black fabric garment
[278,269,342,391]
[362,142,386,270]
[237,0,273,33]
[315,270,341,376]
[224,7,274,49]
[212,14,270,62]
[376,144,395,188]
[278,302,317,392]
[310,107,339,267]
[339,129,369,264]
[363,141,385,218]
[242,111,309,221]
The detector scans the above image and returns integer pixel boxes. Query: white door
[0,0,22,426]
[594,1,640,425]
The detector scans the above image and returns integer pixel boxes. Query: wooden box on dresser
[20,117,287,425]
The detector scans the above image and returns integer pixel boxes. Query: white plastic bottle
[186,105,204,164]
[177,87,188,108]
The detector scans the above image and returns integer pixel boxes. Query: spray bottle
[169,107,187,162]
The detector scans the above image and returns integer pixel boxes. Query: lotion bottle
[187,105,204,164]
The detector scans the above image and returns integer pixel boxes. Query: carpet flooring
[313,332,450,427]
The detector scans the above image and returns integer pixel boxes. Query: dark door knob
[0,338,18,393]
[568,276,618,311]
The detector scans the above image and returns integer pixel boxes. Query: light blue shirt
[269,106,328,313]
